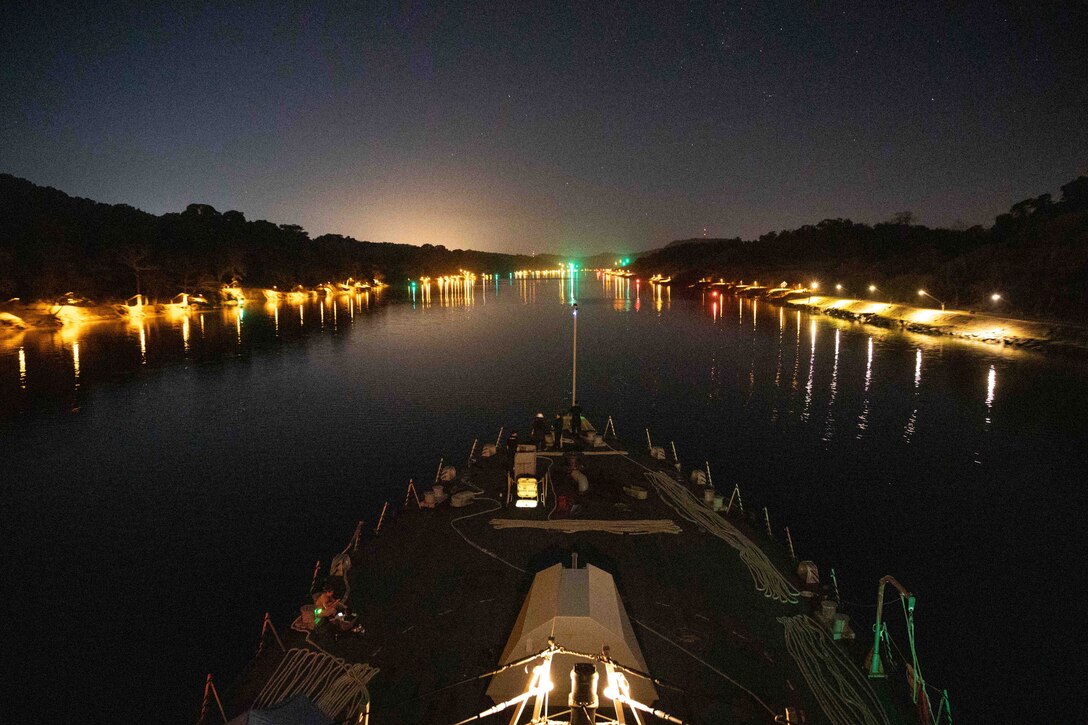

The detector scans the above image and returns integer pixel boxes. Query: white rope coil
[778,615,890,725]
[644,470,800,604]
[489,518,681,535]
[255,647,378,722]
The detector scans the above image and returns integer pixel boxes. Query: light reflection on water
[0,283,1042,449]
[2,276,1087,722]
[857,336,873,437]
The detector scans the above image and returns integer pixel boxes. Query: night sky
[3,1,1085,255]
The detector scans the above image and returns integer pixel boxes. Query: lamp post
[991,292,1018,317]
[808,281,819,305]
[917,289,945,311]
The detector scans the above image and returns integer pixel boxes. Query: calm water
[2,276,1086,722]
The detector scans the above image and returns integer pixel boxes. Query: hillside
[632,176,1088,320]
[0,174,597,301]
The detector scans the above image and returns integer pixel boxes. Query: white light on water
[802,319,816,420]
[864,337,873,391]
[986,365,997,408]
[857,336,874,437]
[914,348,922,388]
[73,341,80,388]
[18,347,27,389]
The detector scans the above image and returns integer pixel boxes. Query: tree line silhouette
[632,176,1088,320]
[3,172,1086,319]
[0,174,569,301]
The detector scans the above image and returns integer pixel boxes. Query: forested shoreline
[3,172,1087,320]
[633,176,1088,320]
[0,174,569,302]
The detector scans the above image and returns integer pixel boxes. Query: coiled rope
[777,615,889,725]
[644,470,800,604]
[255,647,378,722]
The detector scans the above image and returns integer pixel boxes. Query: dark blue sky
[3,1,1085,254]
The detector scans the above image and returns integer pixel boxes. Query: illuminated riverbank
[786,295,1088,351]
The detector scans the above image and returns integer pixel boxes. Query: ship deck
[223,430,918,725]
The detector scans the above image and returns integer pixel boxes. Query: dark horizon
[3,2,1086,255]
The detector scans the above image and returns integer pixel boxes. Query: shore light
[835,284,843,292]
[991,293,1002,302]
[869,284,877,293]
[918,289,945,311]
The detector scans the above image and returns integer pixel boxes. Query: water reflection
[0,281,1055,450]
[802,319,816,421]
[822,329,840,442]
[904,348,922,442]
[791,312,801,392]
[985,365,997,429]
[72,341,81,389]
[857,336,873,437]
[1,292,393,420]
[652,284,669,312]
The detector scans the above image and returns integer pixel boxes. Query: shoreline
[0,300,191,339]
[0,286,386,342]
[781,295,1088,353]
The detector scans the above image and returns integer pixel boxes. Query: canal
[2,274,1084,722]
